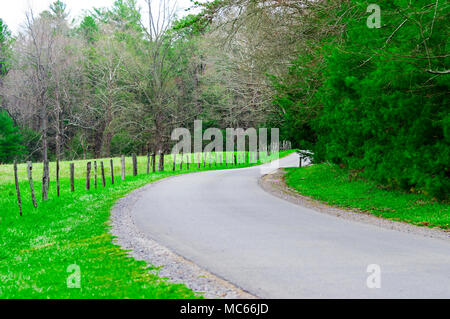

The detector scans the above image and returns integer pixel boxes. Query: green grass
[0,151,293,299]
[284,164,449,230]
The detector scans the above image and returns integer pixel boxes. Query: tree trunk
[101,131,112,158]
[42,160,49,201]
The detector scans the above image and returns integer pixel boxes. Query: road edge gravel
[259,169,450,242]
[110,175,256,299]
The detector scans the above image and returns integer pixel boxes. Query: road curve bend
[130,154,450,298]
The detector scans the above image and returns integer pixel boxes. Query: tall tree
[2,3,81,162]
[0,19,12,114]
[0,18,11,78]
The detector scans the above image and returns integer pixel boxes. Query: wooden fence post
[146,153,150,174]
[94,161,98,189]
[121,155,126,181]
[132,154,137,176]
[172,153,176,171]
[70,163,75,192]
[42,160,49,201]
[158,151,164,172]
[180,152,184,170]
[56,159,60,197]
[27,162,37,208]
[152,153,156,173]
[197,153,200,169]
[86,162,91,190]
[14,161,22,217]
[101,162,106,187]
[110,159,114,185]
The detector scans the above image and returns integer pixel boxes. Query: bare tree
[122,0,201,152]
[81,27,128,157]
[2,10,60,163]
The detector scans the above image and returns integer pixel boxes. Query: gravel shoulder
[259,169,450,242]
[110,175,256,299]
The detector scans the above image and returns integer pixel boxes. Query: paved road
[131,154,450,298]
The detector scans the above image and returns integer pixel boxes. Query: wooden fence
[12,141,292,216]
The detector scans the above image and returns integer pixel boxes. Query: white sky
[0,0,199,34]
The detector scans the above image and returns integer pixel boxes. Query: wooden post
[158,151,164,172]
[110,159,114,185]
[146,153,150,174]
[101,162,106,187]
[234,154,237,166]
[197,153,200,169]
[70,163,75,192]
[27,162,37,208]
[186,155,189,170]
[42,160,49,201]
[152,153,156,173]
[121,155,126,181]
[132,154,137,176]
[180,152,184,170]
[172,154,176,171]
[203,153,206,168]
[94,161,98,189]
[14,161,22,217]
[86,162,91,190]
[56,159,60,197]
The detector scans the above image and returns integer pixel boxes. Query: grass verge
[0,151,293,299]
[284,164,449,230]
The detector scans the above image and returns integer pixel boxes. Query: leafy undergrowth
[285,164,449,231]
[0,151,293,299]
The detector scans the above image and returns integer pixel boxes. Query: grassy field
[285,164,449,230]
[0,150,293,299]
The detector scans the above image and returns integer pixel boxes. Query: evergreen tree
[0,111,24,163]
[313,1,449,198]
[0,18,11,77]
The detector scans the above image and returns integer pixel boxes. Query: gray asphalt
[132,154,450,298]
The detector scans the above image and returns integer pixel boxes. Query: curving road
[131,154,450,298]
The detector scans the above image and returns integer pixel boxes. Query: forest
[0,0,448,199]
